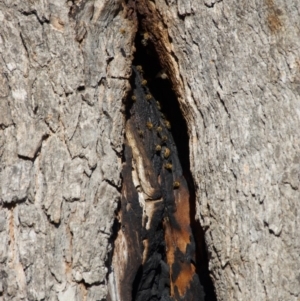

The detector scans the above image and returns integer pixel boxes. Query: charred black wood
[131,24,217,301]
[121,63,206,301]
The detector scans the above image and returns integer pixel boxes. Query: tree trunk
[0,0,299,301]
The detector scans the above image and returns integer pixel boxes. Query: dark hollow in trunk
[116,22,217,301]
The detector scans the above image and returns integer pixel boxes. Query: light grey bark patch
[81,87,97,106]
[0,97,13,128]
[87,284,108,301]
[58,285,77,301]
[82,33,107,87]
[101,78,128,154]
[0,12,29,75]
[0,210,9,265]
[177,0,192,15]
[64,99,100,168]
[0,70,9,98]
[281,167,300,190]
[67,183,118,285]
[61,93,82,141]
[48,59,68,96]
[14,0,50,21]
[203,0,223,8]
[18,202,47,233]
[80,102,98,148]
[18,14,50,67]
[16,120,49,159]
[63,157,89,202]
[41,135,69,224]
[31,70,60,132]
[47,221,68,284]
[85,165,103,205]
[79,7,121,87]
[0,160,32,204]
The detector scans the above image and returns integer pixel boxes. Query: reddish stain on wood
[164,183,197,299]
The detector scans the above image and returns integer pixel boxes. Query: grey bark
[0,0,299,301]
[0,1,133,300]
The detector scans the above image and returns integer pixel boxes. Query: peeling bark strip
[110,63,205,301]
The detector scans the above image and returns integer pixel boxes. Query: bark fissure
[109,8,216,300]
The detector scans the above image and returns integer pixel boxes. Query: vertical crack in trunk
[124,62,204,301]
[108,3,217,301]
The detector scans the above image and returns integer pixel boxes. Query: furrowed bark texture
[0,0,300,301]
[0,1,134,300]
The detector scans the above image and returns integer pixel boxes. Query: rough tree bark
[0,0,299,301]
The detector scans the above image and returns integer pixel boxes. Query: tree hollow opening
[109,10,217,301]
[129,23,217,301]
